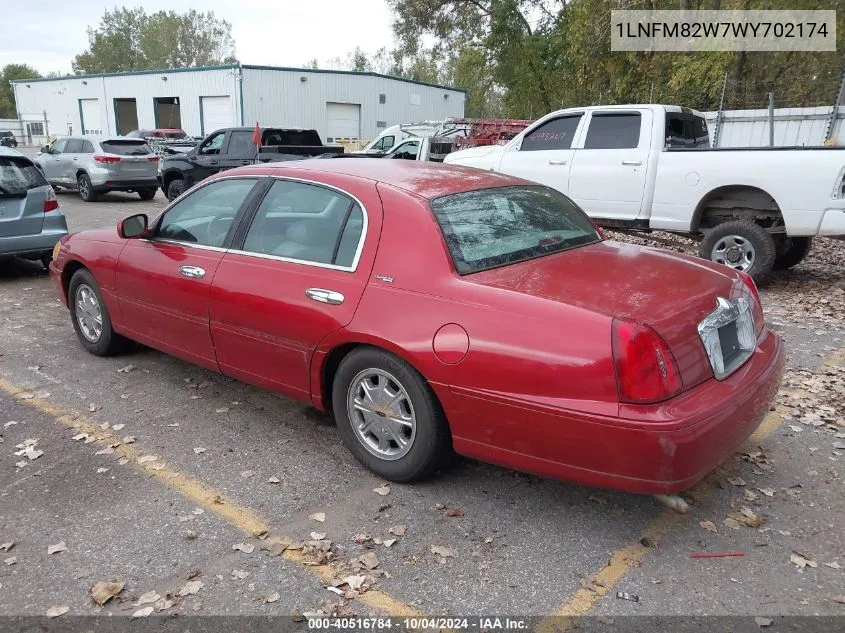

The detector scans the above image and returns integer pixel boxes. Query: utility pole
[767,92,775,147]
[824,60,845,143]
[712,72,728,148]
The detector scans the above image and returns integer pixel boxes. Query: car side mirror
[118,213,149,239]
[40,145,50,153]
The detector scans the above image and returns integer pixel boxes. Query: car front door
[209,176,381,400]
[41,138,68,183]
[220,130,259,169]
[568,110,653,221]
[115,177,263,370]
[389,140,420,160]
[496,114,584,194]
[190,131,227,183]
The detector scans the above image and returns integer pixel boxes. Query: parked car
[49,159,784,494]
[35,135,160,202]
[0,131,18,148]
[126,128,189,140]
[354,122,441,155]
[445,104,845,279]
[159,127,345,201]
[0,146,67,267]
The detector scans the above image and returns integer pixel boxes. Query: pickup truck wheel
[773,237,813,270]
[332,347,452,483]
[699,220,776,281]
[166,179,186,202]
[138,188,156,201]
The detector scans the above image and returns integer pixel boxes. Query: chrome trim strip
[143,238,228,253]
[147,172,369,273]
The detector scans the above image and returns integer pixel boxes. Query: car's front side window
[155,178,258,248]
[430,185,601,274]
[241,179,364,268]
[198,132,225,155]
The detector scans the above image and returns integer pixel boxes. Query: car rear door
[209,175,382,401]
[115,177,263,370]
[497,114,585,194]
[62,139,84,183]
[99,139,158,181]
[0,155,49,238]
[568,109,653,221]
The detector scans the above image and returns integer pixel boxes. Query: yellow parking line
[538,345,845,632]
[0,376,420,617]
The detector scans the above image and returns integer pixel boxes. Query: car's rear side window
[583,113,641,149]
[0,157,48,197]
[100,140,152,155]
[430,185,601,274]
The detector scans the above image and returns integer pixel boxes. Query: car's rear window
[263,129,322,146]
[0,157,48,197]
[101,140,152,155]
[430,185,601,274]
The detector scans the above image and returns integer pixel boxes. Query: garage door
[326,102,361,142]
[200,96,233,136]
[79,99,101,135]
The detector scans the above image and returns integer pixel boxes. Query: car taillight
[737,271,764,336]
[147,155,160,162]
[612,318,683,404]
[94,155,121,163]
[44,189,59,212]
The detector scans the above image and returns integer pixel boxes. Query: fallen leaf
[46,605,69,618]
[121,437,135,445]
[699,521,718,534]
[48,541,67,555]
[268,476,281,484]
[233,543,255,554]
[754,617,773,628]
[117,364,135,373]
[758,488,776,497]
[383,538,397,547]
[4,556,17,565]
[373,484,391,496]
[134,591,160,606]
[72,433,88,441]
[791,552,818,568]
[241,470,255,479]
[0,542,14,552]
[132,606,154,618]
[91,580,124,605]
[268,543,287,556]
[88,404,101,412]
[193,447,206,454]
[35,391,51,399]
[137,455,158,464]
[739,507,765,528]
[185,530,198,540]
[824,561,841,570]
[446,508,464,517]
[3,421,18,427]
[231,569,250,580]
[111,424,125,431]
[724,517,742,530]
[96,467,109,474]
[216,407,230,414]
[265,592,280,603]
[344,575,367,590]
[95,447,114,455]
[118,457,130,465]
[359,552,380,569]
[178,580,204,596]
[388,524,407,536]
[309,512,326,523]
[154,597,175,611]
[728,476,746,487]
[430,545,457,558]
[484,537,494,544]
[832,596,845,604]
[310,532,326,541]
[99,422,110,430]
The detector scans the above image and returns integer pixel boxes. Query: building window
[379,94,386,104]
[27,122,44,136]
[376,121,387,128]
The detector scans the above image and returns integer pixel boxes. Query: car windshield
[0,156,48,197]
[430,185,601,274]
[100,140,152,155]
[162,130,187,139]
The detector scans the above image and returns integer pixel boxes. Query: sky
[2,0,397,75]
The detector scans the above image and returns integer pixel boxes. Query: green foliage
[72,6,237,74]
[0,64,41,118]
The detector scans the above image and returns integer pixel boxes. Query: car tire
[773,236,813,270]
[699,220,776,282]
[138,188,156,201]
[167,179,186,202]
[40,253,52,270]
[77,173,98,202]
[68,269,128,356]
[332,347,452,482]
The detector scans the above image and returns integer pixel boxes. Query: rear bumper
[91,177,160,192]
[442,329,785,494]
[784,201,845,237]
[0,220,68,258]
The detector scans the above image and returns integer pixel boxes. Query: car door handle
[179,265,206,279]
[621,160,642,166]
[305,288,344,305]
[548,159,568,165]
[240,160,252,165]
[72,157,78,161]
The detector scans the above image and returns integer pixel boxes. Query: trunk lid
[467,240,741,389]
[99,140,158,179]
[0,156,48,237]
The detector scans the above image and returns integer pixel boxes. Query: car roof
[0,145,25,158]
[250,158,527,200]
[59,135,148,142]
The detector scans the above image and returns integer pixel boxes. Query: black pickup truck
[159,127,343,200]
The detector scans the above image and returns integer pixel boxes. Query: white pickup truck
[444,104,845,279]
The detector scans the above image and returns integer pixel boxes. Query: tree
[72,7,237,74]
[303,58,320,69]
[0,64,41,118]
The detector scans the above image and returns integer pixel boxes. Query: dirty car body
[49,159,784,494]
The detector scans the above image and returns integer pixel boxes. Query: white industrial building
[11,64,466,146]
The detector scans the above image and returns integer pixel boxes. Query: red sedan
[49,159,784,494]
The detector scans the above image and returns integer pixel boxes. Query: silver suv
[35,135,160,202]
[0,146,68,268]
